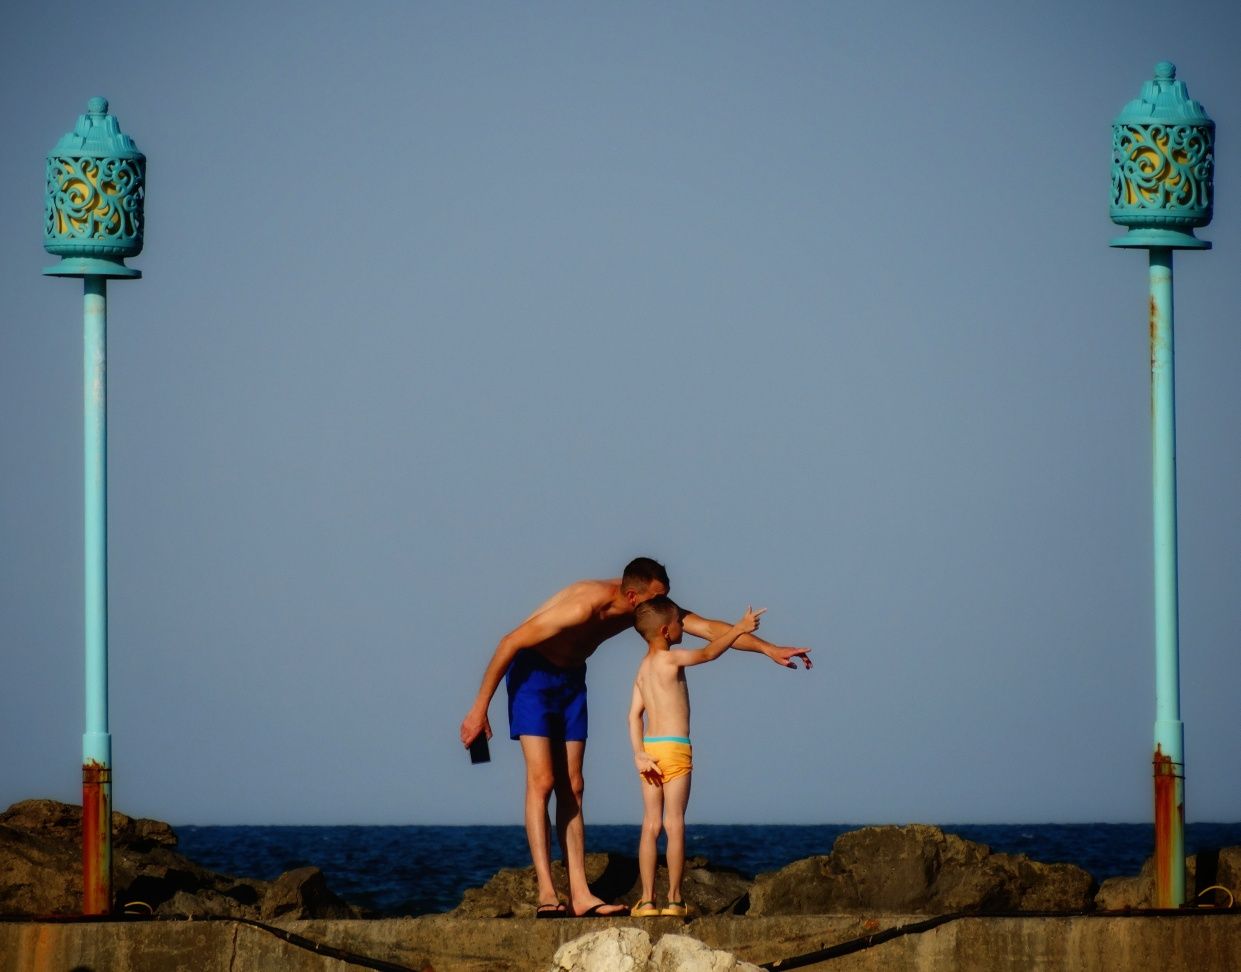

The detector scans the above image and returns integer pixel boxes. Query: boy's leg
[638,771,664,903]
[661,771,692,903]
[554,739,626,916]
[518,735,560,907]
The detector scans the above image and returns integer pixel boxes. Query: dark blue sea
[175,823,1241,918]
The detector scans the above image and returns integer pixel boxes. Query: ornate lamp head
[1110,62,1214,250]
[44,97,145,277]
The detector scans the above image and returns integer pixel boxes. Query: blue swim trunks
[506,650,588,741]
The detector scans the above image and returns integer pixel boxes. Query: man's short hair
[635,595,680,639]
[621,557,670,594]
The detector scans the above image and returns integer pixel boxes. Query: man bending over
[458,556,811,918]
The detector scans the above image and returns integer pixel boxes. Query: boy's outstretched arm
[680,610,812,669]
[629,684,661,785]
[671,607,766,668]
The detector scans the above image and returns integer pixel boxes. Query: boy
[627,595,764,917]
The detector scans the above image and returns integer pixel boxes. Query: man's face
[637,580,669,604]
[628,579,669,610]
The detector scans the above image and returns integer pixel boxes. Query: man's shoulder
[558,578,620,608]
[527,579,618,623]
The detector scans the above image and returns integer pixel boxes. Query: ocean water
[175,823,1241,917]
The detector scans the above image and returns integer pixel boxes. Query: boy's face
[662,616,683,646]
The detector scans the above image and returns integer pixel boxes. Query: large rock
[452,852,749,918]
[1094,846,1241,910]
[0,799,357,920]
[549,929,761,972]
[749,824,1096,916]
[551,927,652,971]
[649,933,763,971]
[261,866,355,921]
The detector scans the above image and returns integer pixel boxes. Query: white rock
[550,927,653,972]
[649,933,763,972]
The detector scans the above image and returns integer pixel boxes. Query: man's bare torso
[522,578,637,668]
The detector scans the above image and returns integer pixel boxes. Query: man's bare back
[518,579,642,668]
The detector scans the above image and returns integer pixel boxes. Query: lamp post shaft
[81,275,112,916]
[1149,249,1185,908]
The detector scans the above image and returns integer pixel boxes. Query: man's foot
[535,902,568,919]
[660,901,688,917]
[630,900,661,917]
[570,900,629,917]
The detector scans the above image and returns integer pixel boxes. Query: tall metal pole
[1109,62,1213,909]
[44,97,146,918]
[82,275,112,915]
[1148,248,1184,907]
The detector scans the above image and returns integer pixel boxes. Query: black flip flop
[574,902,630,918]
[536,902,568,919]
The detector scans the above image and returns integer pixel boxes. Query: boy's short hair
[621,557,670,594]
[634,595,680,640]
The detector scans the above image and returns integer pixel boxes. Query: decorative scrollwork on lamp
[1109,63,1213,250]
[44,97,146,277]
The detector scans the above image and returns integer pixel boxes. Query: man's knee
[526,766,555,798]
[555,768,585,804]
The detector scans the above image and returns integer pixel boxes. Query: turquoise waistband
[643,735,691,745]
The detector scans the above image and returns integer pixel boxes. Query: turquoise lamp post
[43,96,146,916]
[1110,62,1214,909]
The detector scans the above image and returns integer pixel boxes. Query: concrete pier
[3,913,1240,971]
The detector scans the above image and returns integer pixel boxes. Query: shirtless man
[458,557,811,918]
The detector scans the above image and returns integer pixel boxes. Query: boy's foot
[630,900,661,917]
[535,902,567,919]
[660,901,688,918]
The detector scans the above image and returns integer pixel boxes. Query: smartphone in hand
[469,734,491,765]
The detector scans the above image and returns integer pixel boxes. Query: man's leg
[661,772,692,903]
[518,735,560,907]
[555,739,626,916]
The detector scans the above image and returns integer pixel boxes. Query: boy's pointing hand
[736,606,766,635]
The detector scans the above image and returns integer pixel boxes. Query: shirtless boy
[628,596,763,917]
[459,557,810,918]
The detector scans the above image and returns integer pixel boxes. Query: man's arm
[680,610,812,669]
[459,597,594,747]
[629,683,661,784]
[670,607,765,668]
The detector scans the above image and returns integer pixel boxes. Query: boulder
[261,866,355,921]
[451,852,749,918]
[649,933,763,972]
[551,928,652,972]
[1094,847,1241,910]
[549,929,761,972]
[749,824,1096,916]
[0,798,354,920]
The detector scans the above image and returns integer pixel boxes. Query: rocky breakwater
[748,823,1098,915]
[0,799,360,920]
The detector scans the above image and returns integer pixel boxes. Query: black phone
[469,734,491,765]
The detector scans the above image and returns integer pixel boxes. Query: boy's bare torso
[522,579,639,668]
[634,652,691,738]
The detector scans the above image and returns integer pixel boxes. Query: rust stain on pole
[1153,745,1182,908]
[82,760,112,916]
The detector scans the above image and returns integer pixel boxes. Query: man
[458,556,811,917]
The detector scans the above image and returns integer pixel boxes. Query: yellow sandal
[660,901,689,917]
[631,900,661,917]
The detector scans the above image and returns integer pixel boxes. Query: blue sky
[2,1,1239,825]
